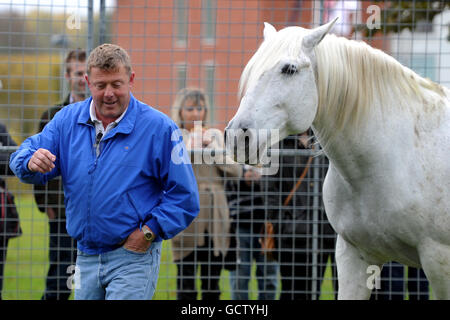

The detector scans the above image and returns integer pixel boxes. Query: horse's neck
[313,101,415,185]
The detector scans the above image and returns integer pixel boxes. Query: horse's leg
[335,235,378,300]
[419,238,450,299]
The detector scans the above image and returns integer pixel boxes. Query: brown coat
[171,128,242,261]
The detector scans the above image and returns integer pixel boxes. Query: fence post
[311,149,320,300]
[99,0,106,45]
[87,0,94,54]
[311,1,325,300]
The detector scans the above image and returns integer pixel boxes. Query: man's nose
[104,85,114,97]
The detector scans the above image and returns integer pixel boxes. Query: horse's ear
[263,22,277,41]
[302,17,338,49]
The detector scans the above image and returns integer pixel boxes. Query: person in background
[261,132,337,300]
[10,43,199,300]
[0,122,18,300]
[372,262,429,300]
[34,49,87,300]
[170,87,242,300]
[225,164,279,300]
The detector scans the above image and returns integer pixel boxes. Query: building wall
[113,0,395,129]
[389,9,450,87]
[113,0,315,129]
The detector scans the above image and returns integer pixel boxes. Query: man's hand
[46,208,56,220]
[123,228,151,253]
[28,148,56,173]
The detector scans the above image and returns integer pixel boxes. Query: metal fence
[0,0,448,300]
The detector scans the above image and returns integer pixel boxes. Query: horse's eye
[281,64,298,75]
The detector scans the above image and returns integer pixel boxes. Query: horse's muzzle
[224,128,252,164]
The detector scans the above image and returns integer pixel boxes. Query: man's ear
[302,17,338,50]
[84,74,90,86]
[129,71,135,86]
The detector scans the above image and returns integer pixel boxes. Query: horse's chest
[324,174,423,264]
[324,174,383,237]
[331,208,382,248]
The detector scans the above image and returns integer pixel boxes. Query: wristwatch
[142,225,155,242]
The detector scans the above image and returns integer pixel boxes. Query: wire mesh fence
[0,0,449,300]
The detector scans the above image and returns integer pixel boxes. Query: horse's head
[225,18,337,164]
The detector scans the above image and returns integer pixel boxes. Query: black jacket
[225,169,266,232]
[0,122,17,187]
[261,135,335,253]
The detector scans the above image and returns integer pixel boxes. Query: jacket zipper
[86,128,101,246]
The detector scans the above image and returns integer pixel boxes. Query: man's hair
[65,49,86,74]
[87,43,132,76]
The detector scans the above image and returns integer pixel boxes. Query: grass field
[2,195,336,300]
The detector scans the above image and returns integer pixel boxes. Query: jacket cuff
[145,218,163,242]
[19,151,34,176]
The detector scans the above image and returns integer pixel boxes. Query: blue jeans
[229,225,278,300]
[74,241,162,300]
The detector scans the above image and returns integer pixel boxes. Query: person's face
[66,60,87,99]
[85,64,135,122]
[180,98,206,131]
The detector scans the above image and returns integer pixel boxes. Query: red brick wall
[113,1,386,130]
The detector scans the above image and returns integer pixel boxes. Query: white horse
[225,18,450,299]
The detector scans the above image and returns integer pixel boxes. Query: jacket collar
[78,93,137,137]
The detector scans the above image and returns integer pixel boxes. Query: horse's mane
[239,26,447,144]
[239,26,306,100]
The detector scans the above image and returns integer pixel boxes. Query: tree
[357,1,449,38]
[0,10,36,51]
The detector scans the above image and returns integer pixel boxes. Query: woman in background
[170,87,241,300]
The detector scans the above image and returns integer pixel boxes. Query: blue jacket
[10,95,200,254]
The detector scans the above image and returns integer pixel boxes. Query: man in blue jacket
[9,43,200,300]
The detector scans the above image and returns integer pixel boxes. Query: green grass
[3,195,337,300]
[3,195,50,300]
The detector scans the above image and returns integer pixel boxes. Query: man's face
[85,64,135,121]
[66,60,87,98]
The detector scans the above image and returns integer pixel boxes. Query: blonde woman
[171,88,242,300]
